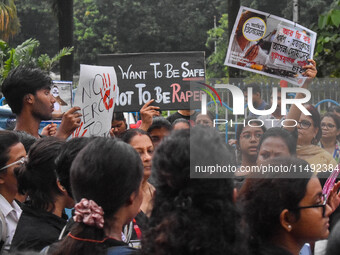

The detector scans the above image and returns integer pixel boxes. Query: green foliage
[73,0,117,66]
[205,14,229,80]
[12,0,225,74]
[37,46,74,72]
[314,0,340,77]
[0,38,73,84]
[10,0,58,60]
[0,0,20,41]
[2,38,39,79]
[242,0,334,27]
[73,0,224,69]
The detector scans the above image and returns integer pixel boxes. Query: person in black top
[48,138,143,255]
[10,137,73,252]
[166,110,199,126]
[1,66,81,139]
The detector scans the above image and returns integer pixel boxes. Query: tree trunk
[228,0,240,79]
[57,0,73,81]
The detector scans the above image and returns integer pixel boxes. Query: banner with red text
[97,52,205,112]
[225,6,316,86]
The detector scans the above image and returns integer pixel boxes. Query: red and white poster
[225,6,317,86]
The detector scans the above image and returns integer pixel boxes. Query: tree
[281,0,335,27]
[0,38,73,84]
[314,0,340,77]
[205,14,229,79]
[10,0,58,60]
[52,0,74,81]
[228,0,240,78]
[73,0,225,66]
[0,0,20,41]
[241,0,334,27]
[73,0,117,66]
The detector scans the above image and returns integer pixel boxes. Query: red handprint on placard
[101,73,115,110]
[72,122,88,137]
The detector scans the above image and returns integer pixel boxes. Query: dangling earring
[311,137,317,145]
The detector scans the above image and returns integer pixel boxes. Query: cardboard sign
[73,65,118,137]
[97,52,206,112]
[225,6,317,86]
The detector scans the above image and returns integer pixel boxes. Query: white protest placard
[225,6,317,86]
[73,64,118,137]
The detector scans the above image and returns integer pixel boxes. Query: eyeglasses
[294,194,327,217]
[0,157,27,171]
[298,120,312,129]
[241,133,263,140]
[321,123,336,129]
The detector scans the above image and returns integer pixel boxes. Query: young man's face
[244,90,261,106]
[111,120,127,136]
[149,127,170,148]
[31,87,56,120]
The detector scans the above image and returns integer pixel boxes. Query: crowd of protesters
[0,59,339,255]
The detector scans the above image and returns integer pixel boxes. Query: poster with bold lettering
[73,65,118,137]
[224,6,316,86]
[97,52,205,112]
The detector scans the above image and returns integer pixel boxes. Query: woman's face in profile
[289,177,330,243]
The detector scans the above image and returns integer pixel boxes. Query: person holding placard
[295,104,337,171]
[1,66,81,139]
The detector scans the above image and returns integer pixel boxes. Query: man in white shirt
[0,130,26,252]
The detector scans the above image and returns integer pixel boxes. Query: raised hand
[327,181,340,214]
[41,123,58,137]
[139,99,160,131]
[56,106,82,139]
[302,59,317,78]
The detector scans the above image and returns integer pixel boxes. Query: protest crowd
[0,5,340,253]
[0,58,340,255]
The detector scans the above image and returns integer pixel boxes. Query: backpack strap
[58,224,68,240]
